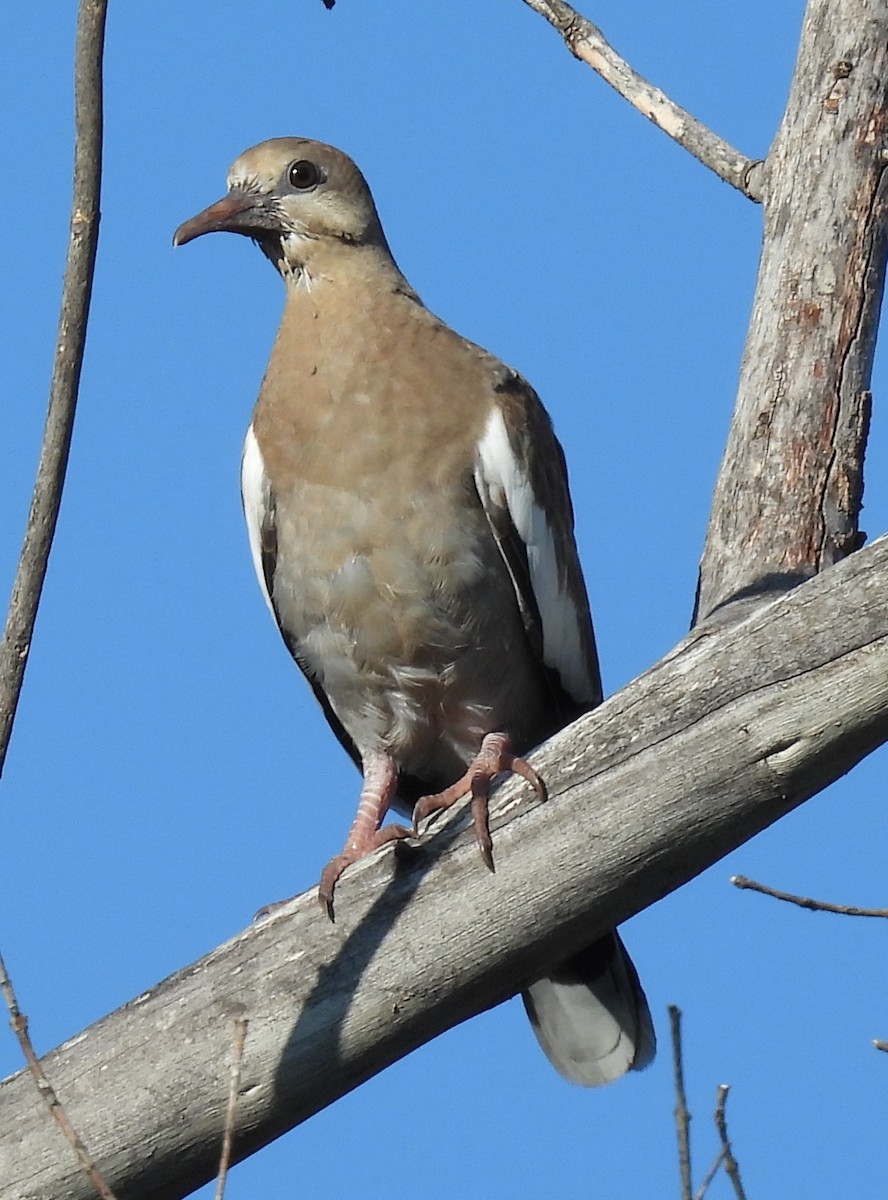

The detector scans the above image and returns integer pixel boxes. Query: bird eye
[288,159,321,190]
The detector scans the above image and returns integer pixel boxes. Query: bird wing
[472,380,657,1084]
[473,371,602,715]
[240,423,362,769]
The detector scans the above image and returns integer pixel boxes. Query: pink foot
[411,732,546,871]
[318,750,411,920]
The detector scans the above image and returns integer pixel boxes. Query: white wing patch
[475,406,596,704]
[240,424,277,620]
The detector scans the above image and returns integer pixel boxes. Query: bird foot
[318,822,412,920]
[411,731,546,871]
[252,813,412,923]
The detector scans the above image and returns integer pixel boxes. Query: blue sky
[2,1,887,1197]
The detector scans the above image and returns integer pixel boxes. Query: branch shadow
[692,569,813,627]
[269,812,469,1116]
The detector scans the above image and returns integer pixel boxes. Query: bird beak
[172,191,280,247]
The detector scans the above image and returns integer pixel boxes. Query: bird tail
[522,931,655,1087]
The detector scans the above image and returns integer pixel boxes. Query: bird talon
[408,733,540,874]
[411,783,467,833]
[476,829,495,873]
[317,802,414,921]
[470,780,494,871]
[318,854,350,921]
[508,754,548,803]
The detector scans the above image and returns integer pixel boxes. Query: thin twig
[0,0,106,781]
[732,875,888,917]
[694,1146,727,1200]
[669,1005,693,1200]
[520,0,763,199]
[0,1,112,1196]
[714,1084,747,1200]
[0,949,118,1200]
[214,1017,249,1200]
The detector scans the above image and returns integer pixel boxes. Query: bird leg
[411,732,546,872]
[318,749,411,919]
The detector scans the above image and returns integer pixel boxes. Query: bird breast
[241,281,549,780]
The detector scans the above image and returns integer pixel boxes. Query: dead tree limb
[2,533,888,1200]
[694,0,888,622]
[520,0,762,198]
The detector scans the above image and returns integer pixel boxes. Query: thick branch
[0,0,106,779]
[520,0,761,198]
[3,534,888,1200]
[695,0,888,622]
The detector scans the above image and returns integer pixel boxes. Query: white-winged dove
[174,138,654,1086]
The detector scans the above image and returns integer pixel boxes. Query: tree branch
[714,1085,747,1200]
[520,0,762,198]
[2,533,888,1200]
[0,951,118,1200]
[695,1145,727,1200]
[0,3,112,1198]
[731,875,888,917]
[669,1006,693,1200]
[0,0,106,780]
[694,0,888,622]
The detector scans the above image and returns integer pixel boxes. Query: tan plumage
[174,137,654,1085]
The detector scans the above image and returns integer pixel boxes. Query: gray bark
[2,534,888,1200]
[694,0,888,621]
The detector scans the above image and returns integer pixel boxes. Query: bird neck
[275,236,415,300]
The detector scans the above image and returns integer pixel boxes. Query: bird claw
[411,732,546,872]
[318,823,413,920]
[315,734,544,918]
[318,856,349,920]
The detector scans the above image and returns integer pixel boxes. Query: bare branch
[0,0,106,780]
[0,950,118,1200]
[714,1085,747,1200]
[695,0,888,622]
[669,1006,693,1200]
[732,875,888,917]
[0,3,114,1198]
[214,1018,248,1200]
[520,0,761,198]
[4,535,887,1200]
[694,1146,727,1200]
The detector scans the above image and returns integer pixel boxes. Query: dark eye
[288,159,321,190]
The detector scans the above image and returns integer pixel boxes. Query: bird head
[173,137,390,279]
